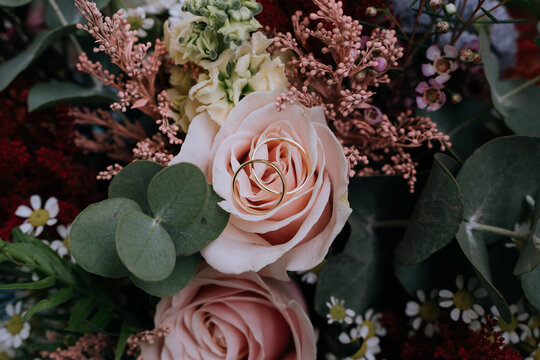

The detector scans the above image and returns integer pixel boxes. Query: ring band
[232,159,287,215]
[250,137,311,196]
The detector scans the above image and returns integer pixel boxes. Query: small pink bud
[372,57,388,72]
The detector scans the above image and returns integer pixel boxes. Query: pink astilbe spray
[74,0,181,145]
[273,0,450,191]
[40,333,114,360]
[126,325,170,359]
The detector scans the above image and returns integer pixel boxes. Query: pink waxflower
[421,44,459,84]
[416,79,447,112]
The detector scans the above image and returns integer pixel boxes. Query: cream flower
[0,302,30,349]
[438,275,487,324]
[15,195,58,236]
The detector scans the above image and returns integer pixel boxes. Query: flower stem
[500,74,540,102]
[47,0,83,54]
[371,219,410,228]
[468,222,529,241]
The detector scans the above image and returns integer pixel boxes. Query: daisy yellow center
[351,340,367,359]
[63,237,70,252]
[6,314,23,335]
[28,209,49,227]
[531,314,540,329]
[329,305,347,322]
[359,320,376,339]
[534,349,540,360]
[126,16,143,30]
[453,289,474,310]
[419,301,440,322]
[497,314,518,333]
[515,239,527,250]
[0,352,10,360]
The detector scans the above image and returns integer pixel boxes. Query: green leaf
[130,254,200,297]
[45,0,111,27]
[116,211,176,282]
[0,0,32,7]
[88,307,113,330]
[28,82,116,112]
[147,163,209,228]
[514,240,540,275]
[164,185,229,255]
[67,298,95,332]
[0,26,76,92]
[395,154,463,265]
[109,161,164,215]
[522,265,540,310]
[23,288,74,321]
[115,320,131,360]
[479,28,540,136]
[0,276,55,290]
[70,198,142,278]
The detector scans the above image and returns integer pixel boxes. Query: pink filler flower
[421,44,459,84]
[416,79,447,112]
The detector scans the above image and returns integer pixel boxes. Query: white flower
[123,7,155,37]
[298,261,326,285]
[405,289,440,337]
[354,309,386,337]
[326,297,355,325]
[491,304,530,344]
[15,195,58,236]
[342,325,381,360]
[48,224,75,263]
[507,195,534,249]
[439,275,487,323]
[0,302,30,349]
[529,313,540,338]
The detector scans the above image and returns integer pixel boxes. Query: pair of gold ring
[232,137,312,215]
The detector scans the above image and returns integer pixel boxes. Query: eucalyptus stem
[468,222,529,241]
[46,0,83,54]
[500,74,540,102]
[371,219,410,228]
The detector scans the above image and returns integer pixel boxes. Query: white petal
[412,316,422,330]
[6,303,14,316]
[15,301,21,314]
[34,226,44,236]
[501,332,509,344]
[14,205,32,218]
[338,333,350,344]
[44,197,59,217]
[13,335,22,348]
[510,332,519,344]
[439,289,453,298]
[450,308,460,321]
[466,309,478,320]
[19,222,33,234]
[439,300,453,308]
[425,323,435,337]
[30,195,41,210]
[405,301,420,316]
[473,304,484,316]
[426,45,441,61]
[474,287,488,297]
[365,308,374,320]
[417,289,426,302]
[46,218,57,226]
[456,274,464,289]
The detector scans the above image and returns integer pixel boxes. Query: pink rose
[140,266,317,360]
[172,90,351,279]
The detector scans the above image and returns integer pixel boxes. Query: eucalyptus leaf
[0,0,32,6]
[479,28,540,136]
[0,25,76,92]
[70,198,142,278]
[28,82,116,112]
[45,0,111,27]
[522,265,540,310]
[23,288,74,321]
[88,307,114,330]
[164,185,229,255]
[395,154,463,265]
[67,298,95,332]
[109,161,164,215]
[130,254,200,297]
[513,240,540,275]
[147,163,209,228]
[116,211,176,282]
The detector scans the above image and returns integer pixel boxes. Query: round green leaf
[395,154,463,265]
[147,163,209,227]
[130,254,200,297]
[109,160,164,214]
[522,265,540,310]
[116,211,176,282]
[70,198,141,278]
[164,185,229,255]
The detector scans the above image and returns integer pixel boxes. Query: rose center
[497,315,518,333]
[6,315,23,335]
[434,58,451,73]
[329,305,347,322]
[424,88,442,104]
[453,289,474,310]
[29,209,49,227]
[419,301,440,322]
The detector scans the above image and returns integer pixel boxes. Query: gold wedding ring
[232,159,286,215]
[250,137,312,196]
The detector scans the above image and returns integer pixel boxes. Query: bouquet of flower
[1,0,540,358]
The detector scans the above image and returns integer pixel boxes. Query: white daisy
[298,260,326,284]
[342,325,381,360]
[354,308,386,338]
[529,313,540,338]
[405,289,440,337]
[0,341,15,359]
[439,275,487,324]
[0,302,30,349]
[123,7,155,37]
[15,195,58,236]
[48,224,74,261]
[491,304,530,344]
[326,297,355,325]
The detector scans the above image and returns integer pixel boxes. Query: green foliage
[522,265,540,309]
[479,28,540,136]
[23,288,75,321]
[27,82,116,112]
[44,0,112,28]
[0,25,76,92]
[70,161,228,296]
[395,154,463,265]
[0,0,31,7]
